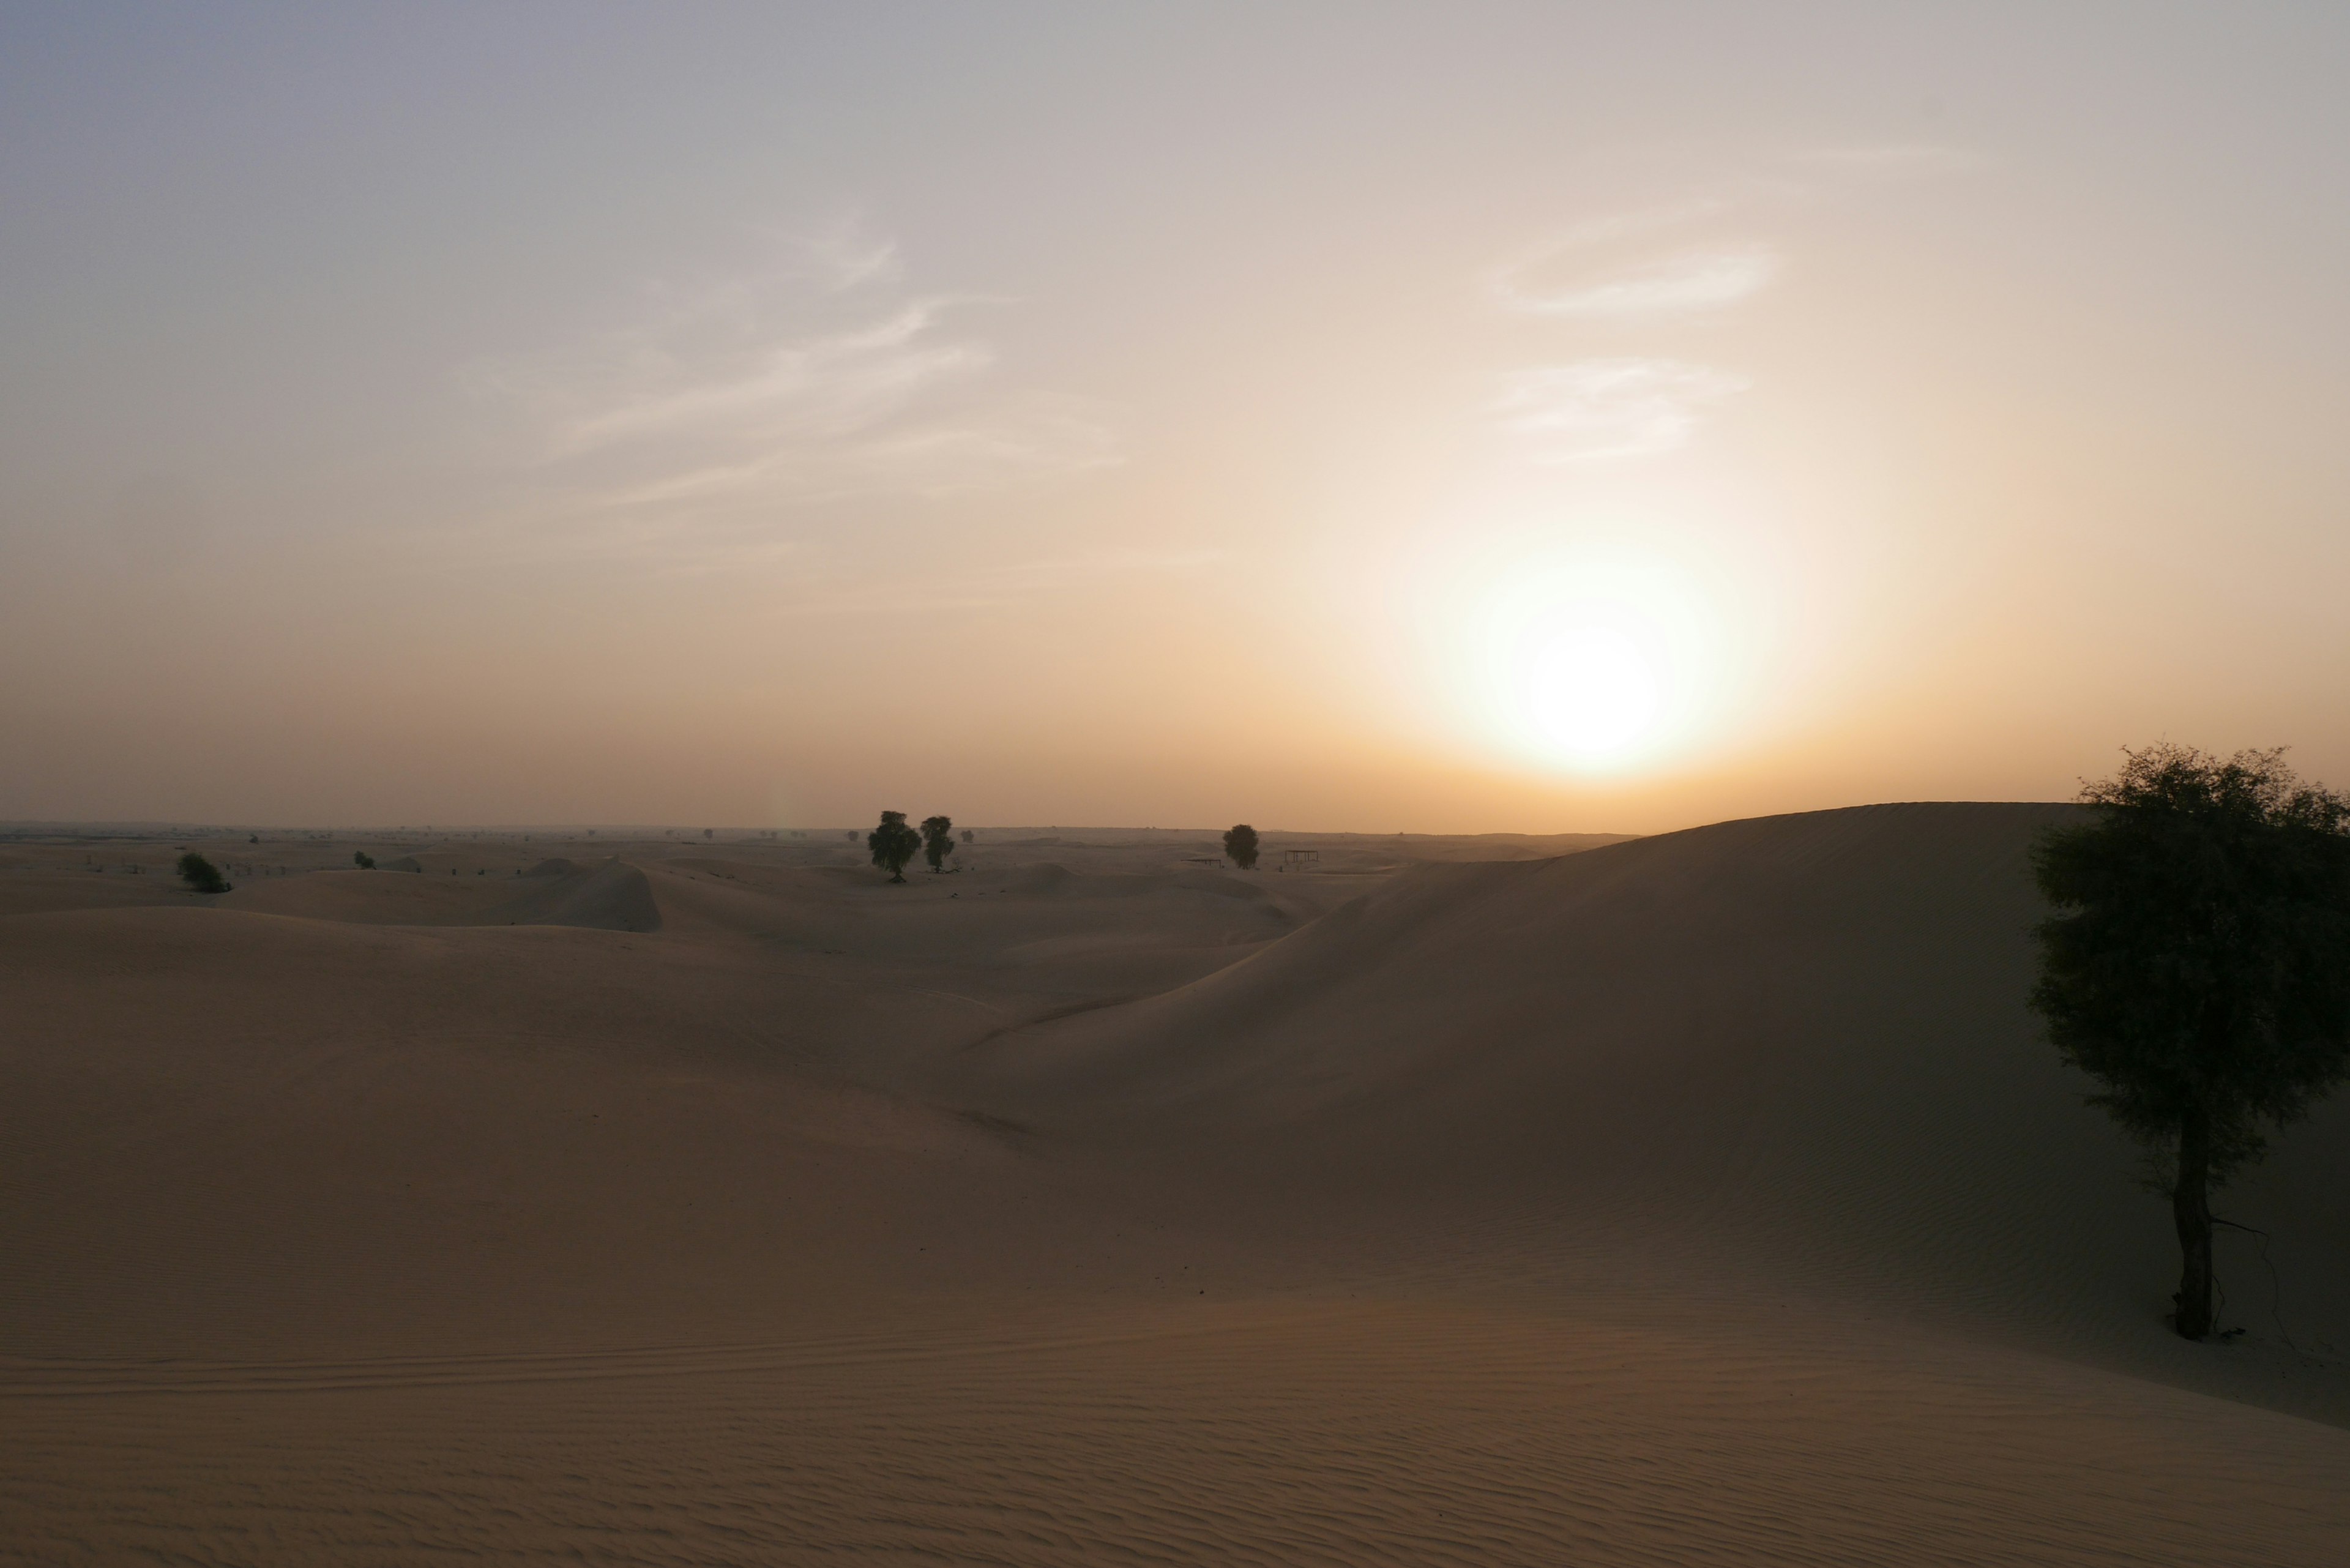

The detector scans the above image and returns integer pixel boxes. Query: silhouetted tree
[2031,744,2350,1340]
[868,811,922,883]
[352,851,376,870]
[177,853,230,895]
[1223,823,1260,870]
[921,815,956,873]
[961,828,974,845]
[704,828,714,839]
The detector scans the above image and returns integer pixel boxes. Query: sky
[4,2,2348,834]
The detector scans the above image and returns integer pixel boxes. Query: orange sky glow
[4,6,2347,834]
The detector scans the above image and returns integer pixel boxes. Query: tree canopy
[868,811,922,883]
[2031,743,2350,1338]
[177,852,230,894]
[921,815,956,873]
[1224,823,1259,870]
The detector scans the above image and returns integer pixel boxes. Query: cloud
[1486,143,1977,323]
[1479,145,1972,460]
[1491,359,1749,462]
[791,218,905,291]
[464,223,1120,553]
[1494,242,1779,320]
[1487,201,1779,321]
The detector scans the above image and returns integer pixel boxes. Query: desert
[6,808,2348,1563]
[10,7,2350,1562]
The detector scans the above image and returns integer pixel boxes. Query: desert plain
[5,805,2349,1564]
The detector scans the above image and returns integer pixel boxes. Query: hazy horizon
[6,4,2348,835]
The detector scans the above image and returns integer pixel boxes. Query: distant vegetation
[352,851,375,870]
[1224,823,1260,870]
[176,853,229,895]
[921,815,956,874]
[868,812,922,883]
[2032,744,2350,1340]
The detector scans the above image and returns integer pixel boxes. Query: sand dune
[968,804,2350,1414]
[5,809,2349,1562]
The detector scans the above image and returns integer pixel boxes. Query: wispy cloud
[463,222,1120,556]
[1493,242,1780,320]
[792,217,906,291]
[1486,141,1978,324]
[1480,144,1974,460]
[1486,197,1780,321]
[1492,360,1750,463]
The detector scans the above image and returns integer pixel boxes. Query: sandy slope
[226,857,664,930]
[4,809,2348,1564]
[966,805,2350,1409]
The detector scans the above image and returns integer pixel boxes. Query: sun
[1449,545,1718,774]
[1515,621,1665,763]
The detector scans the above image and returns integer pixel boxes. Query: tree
[868,811,922,883]
[352,851,376,870]
[961,828,974,845]
[2030,744,2350,1340]
[704,827,714,840]
[921,815,956,873]
[177,852,230,895]
[1223,823,1260,870]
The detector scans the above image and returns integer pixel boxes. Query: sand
[4,808,2348,1564]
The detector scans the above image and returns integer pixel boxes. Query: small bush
[352,851,376,870]
[177,853,230,895]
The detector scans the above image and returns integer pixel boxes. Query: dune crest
[966,802,2350,1419]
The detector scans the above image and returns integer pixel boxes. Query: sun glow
[1422,539,1728,775]
[1513,621,1664,762]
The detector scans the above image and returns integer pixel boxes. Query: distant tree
[845,831,858,843]
[248,834,258,844]
[704,827,714,839]
[868,811,922,883]
[961,828,974,845]
[921,815,956,873]
[352,851,376,870]
[1223,823,1260,870]
[2031,744,2350,1340]
[177,852,230,895]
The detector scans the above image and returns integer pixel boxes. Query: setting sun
[1404,532,1731,779]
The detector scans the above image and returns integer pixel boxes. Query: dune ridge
[963,803,2350,1417]
[5,805,2349,1562]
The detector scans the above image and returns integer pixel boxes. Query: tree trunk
[2172,1103,2215,1340]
